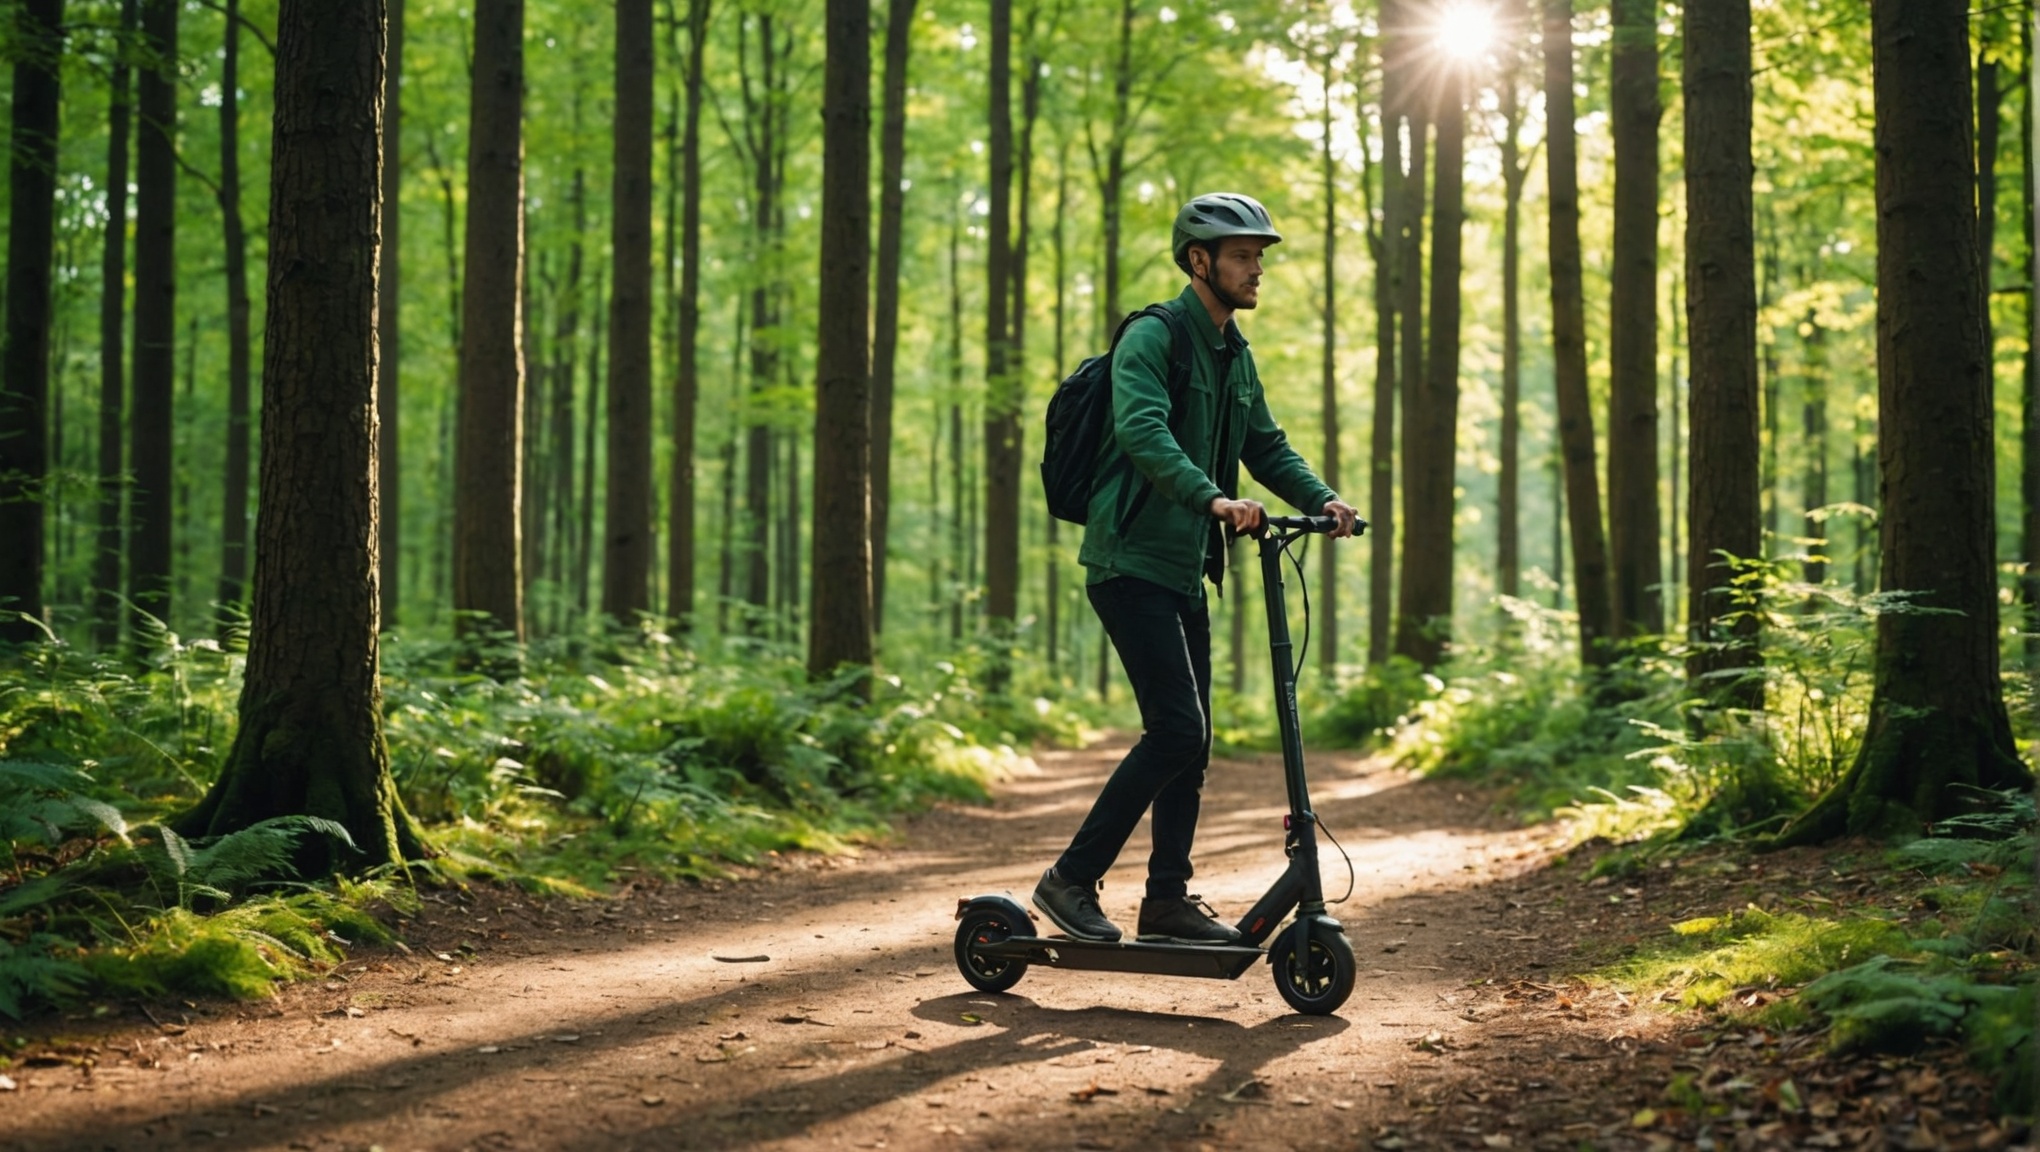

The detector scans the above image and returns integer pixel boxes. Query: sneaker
[1137,895,1243,946]
[1032,868,1122,942]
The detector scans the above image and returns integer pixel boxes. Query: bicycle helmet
[1171,192,1282,273]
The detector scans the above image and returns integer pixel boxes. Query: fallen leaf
[641,1095,664,1106]
[1382,940,1407,953]
[1287,1096,1313,1107]
[902,1030,922,1040]
[716,1031,749,1042]
[1220,1079,1272,1104]
[1482,1136,1514,1149]
[1070,1082,1120,1102]
[1141,1086,1172,1096]
[475,1046,502,1054]
[1414,1030,1448,1054]
[695,1052,730,1064]
[1631,1107,1658,1129]
[1373,1138,1407,1151]
[550,1034,581,1044]
[0,1075,15,1091]
[959,1013,983,1025]
[711,954,770,963]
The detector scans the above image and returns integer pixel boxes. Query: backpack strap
[1108,302,1196,535]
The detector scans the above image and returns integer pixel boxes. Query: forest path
[3,743,1682,1152]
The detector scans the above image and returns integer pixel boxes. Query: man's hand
[1323,499,1360,538]
[1210,496,1266,534]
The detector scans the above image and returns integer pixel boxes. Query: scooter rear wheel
[954,908,1028,994]
[1270,923,1355,1015]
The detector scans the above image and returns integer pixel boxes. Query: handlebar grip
[1261,514,1368,536]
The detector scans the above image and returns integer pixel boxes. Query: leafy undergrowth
[1575,802,2036,1121]
[0,627,1089,1019]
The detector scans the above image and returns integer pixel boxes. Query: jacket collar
[1175,283,1250,354]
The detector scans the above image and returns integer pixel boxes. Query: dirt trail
[2,744,1677,1151]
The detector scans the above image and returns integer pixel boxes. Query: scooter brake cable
[1280,528,1356,905]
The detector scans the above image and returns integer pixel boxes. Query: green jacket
[1079,284,1338,597]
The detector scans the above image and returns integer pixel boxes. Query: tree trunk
[1682,0,1763,710]
[454,0,527,647]
[1977,49,2000,320]
[129,0,178,636]
[1095,0,1135,333]
[579,267,604,619]
[2023,18,2040,666]
[1011,14,1043,659]
[1801,312,1828,586]
[948,202,966,642]
[216,0,254,623]
[669,0,712,625]
[94,0,136,649]
[177,0,426,871]
[1498,59,1526,602]
[377,0,404,629]
[1317,39,1341,674]
[1367,0,1402,666]
[1543,0,1614,666]
[603,0,655,624]
[0,0,64,643]
[549,163,585,627]
[869,0,915,636]
[1395,63,1464,671]
[1047,141,1069,670]
[983,0,1019,662]
[1781,0,2034,844]
[1607,0,1662,638]
[808,0,875,679]
[1390,15,1429,663]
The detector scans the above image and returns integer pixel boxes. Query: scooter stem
[1258,529,1325,913]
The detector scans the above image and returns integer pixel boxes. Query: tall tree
[1315,31,1341,673]
[1607,0,1663,637]
[0,0,64,642]
[1782,0,2034,842]
[668,0,713,625]
[1683,0,1762,709]
[1497,7,1530,601]
[807,0,874,678]
[1365,0,1403,666]
[1394,58,1464,670]
[215,0,255,620]
[869,0,915,634]
[983,0,1020,656]
[453,0,528,645]
[129,0,178,634]
[94,0,137,648]
[2023,17,2040,661]
[178,0,425,869]
[604,0,655,623]
[377,0,405,628]
[1543,0,1614,666]
[1392,2,1429,661]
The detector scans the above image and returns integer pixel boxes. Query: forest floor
[0,742,2028,1152]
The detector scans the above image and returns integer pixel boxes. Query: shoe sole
[1031,893,1122,944]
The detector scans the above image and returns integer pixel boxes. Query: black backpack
[1039,303,1192,525]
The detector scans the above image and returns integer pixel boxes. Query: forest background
[0,0,2034,1119]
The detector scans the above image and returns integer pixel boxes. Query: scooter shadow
[910,990,1352,1105]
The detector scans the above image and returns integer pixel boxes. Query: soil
[0,743,2030,1151]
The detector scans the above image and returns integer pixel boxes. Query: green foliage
[1607,906,1919,1010]
[1801,957,2034,1113]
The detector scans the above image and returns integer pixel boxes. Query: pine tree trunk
[1390,23,1430,664]
[1683,0,1763,710]
[868,0,914,637]
[216,0,254,622]
[1781,0,2034,843]
[983,0,1019,659]
[129,0,178,636]
[1801,314,1827,586]
[1606,0,1662,638]
[1977,51,2000,320]
[807,0,874,679]
[578,268,604,619]
[669,0,711,625]
[1498,63,1526,601]
[1095,0,1134,332]
[603,0,655,623]
[1543,0,1614,666]
[177,0,426,870]
[94,0,135,649]
[2023,21,2040,665]
[377,0,404,629]
[0,0,64,643]
[1396,63,1464,671]
[454,0,528,647]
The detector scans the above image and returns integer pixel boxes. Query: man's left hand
[1323,499,1360,538]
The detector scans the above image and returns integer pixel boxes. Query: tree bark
[0,0,64,643]
[1390,10,1430,664]
[1498,46,1526,601]
[177,0,426,871]
[1607,0,1662,638]
[377,0,404,629]
[1801,312,1827,586]
[808,0,874,679]
[669,0,712,625]
[129,0,178,636]
[1543,0,1614,666]
[1682,0,1763,709]
[983,0,1019,661]
[2023,18,2039,666]
[1317,37,1341,674]
[603,0,655,623]
[1367,0,1402,666]
[1395,62,1464,671]
[216,0,255,622]
[1781,0,2034,844]
[869,0,915,637]
[95,0,136,649]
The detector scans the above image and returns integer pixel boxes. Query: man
[1033,192,1359,945]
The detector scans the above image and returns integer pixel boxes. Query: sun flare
[1425,0,1498,64]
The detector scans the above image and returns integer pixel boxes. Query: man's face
[1195,238,1267,309]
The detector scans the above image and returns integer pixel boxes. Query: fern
[0,934,88,1020]
[0,760,129,848]
[133,816,358,907]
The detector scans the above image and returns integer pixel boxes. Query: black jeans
[1055,576,1212,901]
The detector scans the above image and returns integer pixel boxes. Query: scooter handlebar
[1259,514,1369,537]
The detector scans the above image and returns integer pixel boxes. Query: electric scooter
[953,513,1366,1016]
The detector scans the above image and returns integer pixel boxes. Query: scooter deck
[973,934,1265,980]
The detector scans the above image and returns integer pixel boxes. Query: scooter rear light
[1283,815,1292,831]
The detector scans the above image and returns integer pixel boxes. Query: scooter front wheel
[1270,922,1355,1015]
[954,907,1028,994]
